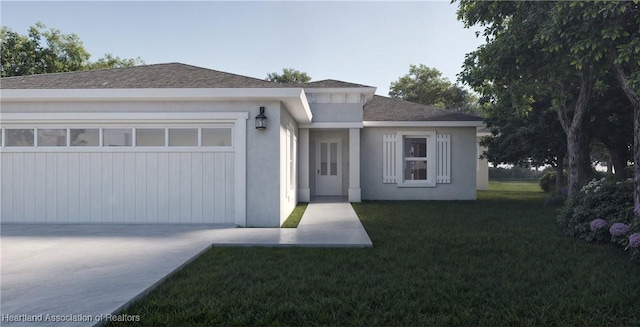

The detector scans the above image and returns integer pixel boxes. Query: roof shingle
[364,95,484,122]
[0,63,287,89]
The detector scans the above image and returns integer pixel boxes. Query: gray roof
[364,95,484,122]
[303,79,373,88]
[0,63,287,89]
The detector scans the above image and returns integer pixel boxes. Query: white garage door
[0,113,247,225]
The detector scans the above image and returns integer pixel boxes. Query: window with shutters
[383,131,450,187]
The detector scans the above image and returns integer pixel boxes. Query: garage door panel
[146,153,158,223]
[191,152,203,224]
[2,153,13,221]
[157,153,170,223]
[67,152,79,223]
[225,153,235,224]
[1,150,236,224]
[180,154,192,223]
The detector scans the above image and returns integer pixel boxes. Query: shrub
[539,170,566,193]
[557,177,633,241]
[609,222,631,246]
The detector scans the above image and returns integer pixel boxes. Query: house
[0,63,485,227]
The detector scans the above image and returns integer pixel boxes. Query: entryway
[315,138,342,195]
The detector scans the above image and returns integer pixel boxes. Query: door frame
[314,138,342,196]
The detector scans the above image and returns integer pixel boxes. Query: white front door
[315,139,342,195]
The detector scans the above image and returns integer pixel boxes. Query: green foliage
[389,64,479,113]
[1,22,143,77]
[488,167,543,181]
[266,68,311,84]
[539,171,555,193]
[108,181,640,326]
[280,203,308,228]
[558,177,634,241]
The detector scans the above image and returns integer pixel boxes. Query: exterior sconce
[255,106,267,129]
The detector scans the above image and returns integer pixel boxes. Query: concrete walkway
[0,202,372,326]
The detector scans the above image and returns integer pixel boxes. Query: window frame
[396,131,436,187]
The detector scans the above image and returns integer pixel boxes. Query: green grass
[280,202,308,228]
[108,181,640,326]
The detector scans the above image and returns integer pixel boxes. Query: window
[169,128,197,146]
[202,128,231,146]
[103,129,132,146]
[5,129,34,147]
[136,128,165,146]
[395,131,436,187]
[38,129,67,146]
[70,129,100,146]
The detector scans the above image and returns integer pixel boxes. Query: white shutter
[436,134,451,184]
[382,134,398,183]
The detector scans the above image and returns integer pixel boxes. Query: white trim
[396,131,436,188]
[0,112,249,124]
[363,121,484,127]
[2,88,298,101]
[234,115,248,227]
[348,128,361,202]
[299,122,364,129]
[303,87,376,94]
[1,88,313,124]
[297,128,310,202]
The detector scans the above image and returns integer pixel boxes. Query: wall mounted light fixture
[255,106,267,129]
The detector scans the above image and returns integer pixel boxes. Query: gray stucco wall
[360,127,477,200]
[309,129,350,196]
[308,103,363,123]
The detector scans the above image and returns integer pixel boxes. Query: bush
[557,177,634,241]
[539,170,567,193]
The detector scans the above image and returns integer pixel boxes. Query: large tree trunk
[614,64,640,206]
[557,76,595,199]
[607,145,628,178]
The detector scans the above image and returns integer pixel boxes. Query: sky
[1,1,485,96]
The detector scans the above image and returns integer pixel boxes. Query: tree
[459,0,639,202]
[266,68,311,84]
[389,64,479,113]
[481,98,568,194]
[457,1,638,199]
[1,22,143,77]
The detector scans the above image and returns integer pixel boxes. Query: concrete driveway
[1,202,371,326]
[1,224,228,327]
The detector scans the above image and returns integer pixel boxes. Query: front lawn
[109,181,640,326]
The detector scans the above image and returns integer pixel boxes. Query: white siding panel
[56,154,68,222]
[12,153,25,221]
[101,153,113,222]
[156,153,169,223]
[168,153,181,221]
[1,153,12,221]
[1,150,235,224]
[90,153,102,222]
[213,153,225,223]
[112,153,125,222]
[45,153,57,222]
[77,153,91,221]
[191,153,203,223]
[225,153,235,224]
[202,153,215,224]
[23,153,36,222]
[146,153,158,223]
[180,154,192,222]
[67,153,79,222]
[123,153,136,221]
[135,153,147,223]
